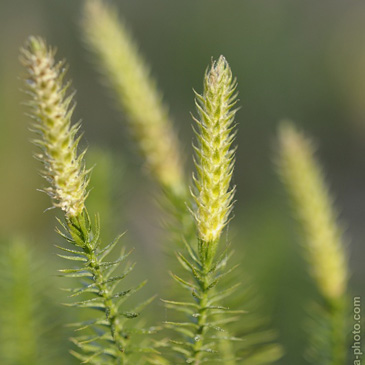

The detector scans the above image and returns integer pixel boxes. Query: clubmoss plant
[160,56,242,364]
[13,3,356,364]
[20,37,89,218]
[277,122,349,364]
[82,0,185,196]
[21,36,154,364]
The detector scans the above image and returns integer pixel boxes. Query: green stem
[89,253,126,363]
[190,239,237,364]
[169,195,236,364]
[70,213,127,364]
[192,262,210,364]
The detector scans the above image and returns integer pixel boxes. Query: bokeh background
[1,0,364,364]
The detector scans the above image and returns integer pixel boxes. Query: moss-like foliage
[21,36,155,364]
[277,122,350,364]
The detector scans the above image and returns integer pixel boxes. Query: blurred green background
[1,0,364,364]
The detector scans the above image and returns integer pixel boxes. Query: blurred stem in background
[0,239,70,365]
[82,0,185,197]
[277,122,349,365]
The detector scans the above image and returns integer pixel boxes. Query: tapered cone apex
[191,56,238,244]
[21,36,88,217]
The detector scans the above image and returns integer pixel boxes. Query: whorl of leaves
[156,242,244,364]
[155,243,283,365]
[57,210,157,364]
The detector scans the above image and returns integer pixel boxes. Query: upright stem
[89,253,126,362]
[71,214,126,364]
[192,259,211,364]
[193,240,236,364]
